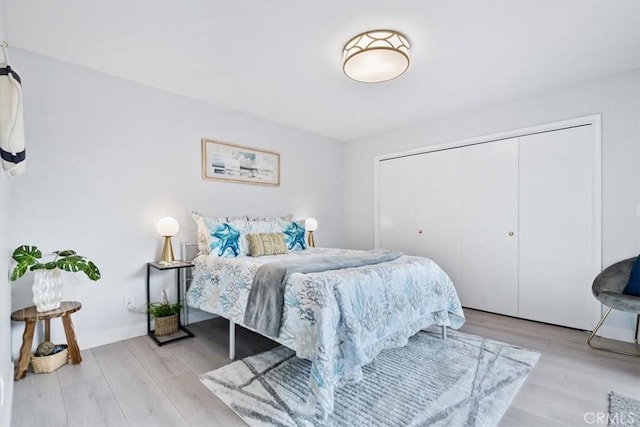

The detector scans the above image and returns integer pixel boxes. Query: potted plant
[10,245,101,312]
[148,290,182,336]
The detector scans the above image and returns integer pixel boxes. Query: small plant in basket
[148,301,183,318]
[148,290,182,336]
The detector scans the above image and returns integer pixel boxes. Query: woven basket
[155,314,178,336]
[31,345,68,374]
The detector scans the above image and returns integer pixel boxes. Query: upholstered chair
[588,257,640,356]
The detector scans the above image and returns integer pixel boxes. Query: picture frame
[201,139,280,186]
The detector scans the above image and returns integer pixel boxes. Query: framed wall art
[201,139,280,186]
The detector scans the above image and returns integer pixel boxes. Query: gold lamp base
[160,236,175,263]
[307,231,315,248]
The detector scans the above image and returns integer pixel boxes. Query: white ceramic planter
[32,268,63,312]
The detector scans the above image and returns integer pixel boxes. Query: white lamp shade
[305,217,318,232]
[343,30,410,83]
[156,217,180,237]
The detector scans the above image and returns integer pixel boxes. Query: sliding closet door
[415,149,462,286]
[518,125,600,330]
[460,139,519,315]
[379,156,416,254]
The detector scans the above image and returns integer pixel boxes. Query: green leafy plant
[147,301,183,318]
[10,245,101,282]
[147,290,182,317]
[148,289,182,318]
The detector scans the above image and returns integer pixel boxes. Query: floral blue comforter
[186,247,465,416]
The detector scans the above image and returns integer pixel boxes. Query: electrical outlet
[124,294,134,310]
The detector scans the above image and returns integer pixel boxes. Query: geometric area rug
[609,391,640,427]
[200,329,540,427]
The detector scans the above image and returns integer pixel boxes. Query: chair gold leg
[635,314,639,349]
[587,307,612,346]
[587,307,640,357]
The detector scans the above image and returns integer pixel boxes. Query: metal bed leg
[229,320,236,360]
[441,325,447,340]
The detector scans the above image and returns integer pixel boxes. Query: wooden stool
[11,301,82,381]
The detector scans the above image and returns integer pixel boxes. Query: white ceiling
[3,1,640,141]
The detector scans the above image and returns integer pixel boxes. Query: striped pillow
[247,233,288,257]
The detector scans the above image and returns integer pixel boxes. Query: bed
[185,213,465,417]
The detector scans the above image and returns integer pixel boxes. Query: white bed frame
[226,320,445,360]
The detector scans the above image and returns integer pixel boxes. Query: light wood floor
[12,309,640,427]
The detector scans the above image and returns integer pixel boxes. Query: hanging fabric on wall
[0,41,26,177]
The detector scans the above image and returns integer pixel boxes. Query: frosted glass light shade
[305,217,318,232]
[157,216,179,237]
[343,30,410,83]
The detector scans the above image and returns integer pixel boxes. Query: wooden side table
[11,301,82,381]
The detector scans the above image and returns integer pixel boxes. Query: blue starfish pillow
[283,221,306,251]
[210,223,242,257]
[623,255,640,296]
[192,211,228,255]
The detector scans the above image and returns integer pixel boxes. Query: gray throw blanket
[243,249,403,337]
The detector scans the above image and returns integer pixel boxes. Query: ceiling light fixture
[343,29,410,83]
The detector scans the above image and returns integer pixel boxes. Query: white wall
[344,68,640,337]
[0,172,11,427]
[8,49,345,356]
[0,1,15,424]
[0,107,13,427]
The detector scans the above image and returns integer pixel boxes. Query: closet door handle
[418,229,423,234]
[508,231,514,236]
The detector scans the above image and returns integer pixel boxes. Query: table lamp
[305,217,318,248]
[157,217,179,263]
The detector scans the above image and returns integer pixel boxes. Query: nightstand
[146,261,194,345]
[11,301,83,380]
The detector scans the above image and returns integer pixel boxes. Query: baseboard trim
[75,310,217,350]
[599,325,637,343]
[77,322,147,350]
[185,310,216,325]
